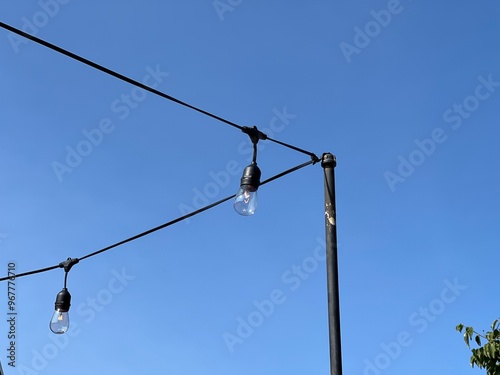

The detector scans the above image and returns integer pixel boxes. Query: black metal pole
[321,152,342,375]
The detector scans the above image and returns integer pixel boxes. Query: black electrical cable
[0,21,242,131]
[63,271,69,289]
[260,158,317,186]
[266,136,320,162]
[78,193,236,262]
[0,158,316,282]
[0,21,320,161]
[0,265,61,281]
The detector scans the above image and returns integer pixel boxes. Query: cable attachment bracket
[242,126,267,164]
[59,257,80,273]
[242,126,267,145]
[311,154,321,164]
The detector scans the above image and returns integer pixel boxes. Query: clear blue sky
[1,1,499,374]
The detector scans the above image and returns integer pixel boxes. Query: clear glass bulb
[50,309,70,334]
[234,186,258,216]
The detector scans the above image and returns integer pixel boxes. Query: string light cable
[0,21,318,162]
[0,21,326,335]
[0,155,318,283]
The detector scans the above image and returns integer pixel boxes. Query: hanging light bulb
[234,162,261,216]
[50,288,71,334]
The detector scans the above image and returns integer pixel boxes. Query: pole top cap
[321,153,336,168]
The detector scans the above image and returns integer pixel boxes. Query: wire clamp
[242,126,267,144]
[59,257,79,273]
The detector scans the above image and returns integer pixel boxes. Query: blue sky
[1,1,499,374]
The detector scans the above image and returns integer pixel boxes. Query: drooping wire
[1,264,61,281]
[260,159,317,186]
[0,21,320,161]
[241,126,319,162]
[0,21,241,131]
[266,136,320,163]
[0,158,316,282]
[78,193,236,262]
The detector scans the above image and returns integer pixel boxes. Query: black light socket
[54,288,71,312]
[240,163,261,190]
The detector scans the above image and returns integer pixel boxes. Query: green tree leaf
[492,319,498,330]
[457,318,500,374]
